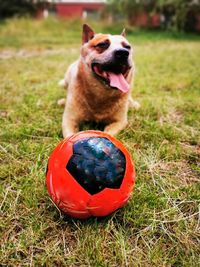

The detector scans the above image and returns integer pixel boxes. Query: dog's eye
[123,44,131,50]
[95,42,110,49]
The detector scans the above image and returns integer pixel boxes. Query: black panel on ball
[66,137,126,195]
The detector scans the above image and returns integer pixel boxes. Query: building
[37,0,107,19]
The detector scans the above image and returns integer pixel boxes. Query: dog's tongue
[108,72,129,93]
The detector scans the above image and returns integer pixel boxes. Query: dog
[58,24,140,138]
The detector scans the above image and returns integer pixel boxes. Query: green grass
[0,18,200,266]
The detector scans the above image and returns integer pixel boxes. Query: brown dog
[58,24,140,138]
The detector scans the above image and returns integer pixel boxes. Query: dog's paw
[129,99,141,110]
[63,131,76,139]
[58,79,66,87]
[104,121,127,136]
[57,98,66,106]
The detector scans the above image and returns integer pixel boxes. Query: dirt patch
[153,160,199,185]
[159,109,184,126]
[0,48,78,60]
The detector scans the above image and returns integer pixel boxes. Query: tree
[107,0,200,32]
[157,0,200,31]
[0,0,38,19]
[107,0,156,24]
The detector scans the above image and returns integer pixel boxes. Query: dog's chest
[81,90,125,122]
[72,64,128,122]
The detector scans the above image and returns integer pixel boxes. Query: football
[46,130,135,219]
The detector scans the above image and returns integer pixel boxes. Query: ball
[46,130,135,219]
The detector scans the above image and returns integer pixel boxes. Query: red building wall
[56,3,105,18]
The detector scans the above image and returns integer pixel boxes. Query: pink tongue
[108,72,129,93]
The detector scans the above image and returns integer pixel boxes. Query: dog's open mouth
[91,62,131,93]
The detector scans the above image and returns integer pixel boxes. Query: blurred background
[0,0,200,33]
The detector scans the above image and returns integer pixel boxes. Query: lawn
[0,18,200,266]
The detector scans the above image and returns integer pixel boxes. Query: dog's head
[81,24,133,93]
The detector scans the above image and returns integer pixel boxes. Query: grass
[0,18,200,266]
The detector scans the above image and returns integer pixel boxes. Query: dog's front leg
[62,116,79,138]
[62,108,79,138]
[104,119,128,136]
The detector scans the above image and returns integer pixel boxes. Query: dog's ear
[121,28,126,37]
[82,24,95,44]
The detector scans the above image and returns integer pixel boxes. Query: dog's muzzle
[91,50,132,93]
[114,49,129,63]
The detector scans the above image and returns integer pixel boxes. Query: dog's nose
[114,49,129,59]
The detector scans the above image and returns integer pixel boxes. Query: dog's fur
[59,24,140,138]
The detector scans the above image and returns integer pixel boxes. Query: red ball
[46,130,135,219]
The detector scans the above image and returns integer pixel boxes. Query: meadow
[0,18,200,266]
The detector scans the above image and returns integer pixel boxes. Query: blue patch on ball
[66,137,126,195]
